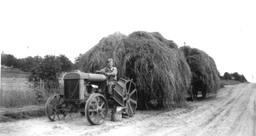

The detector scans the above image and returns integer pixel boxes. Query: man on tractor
[96,58,126,121]
[96,58,117,95]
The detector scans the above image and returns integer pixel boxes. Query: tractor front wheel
[85,93,108,125]
[45,94,66,121]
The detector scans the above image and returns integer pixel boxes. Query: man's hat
[107,58,113,63]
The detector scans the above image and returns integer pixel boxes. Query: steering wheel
[95,71,108,76]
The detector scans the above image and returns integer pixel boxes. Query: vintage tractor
[45,70,137,125]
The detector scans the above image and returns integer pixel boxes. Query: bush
[221,72,247,82]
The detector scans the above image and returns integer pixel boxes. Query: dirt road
[0,83,255,136]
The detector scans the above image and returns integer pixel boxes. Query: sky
[0,0,256,82]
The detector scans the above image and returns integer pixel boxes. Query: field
[0,83,255,136]
[0,67,38,107]
[0,66,62,108]
[220,79,242,86]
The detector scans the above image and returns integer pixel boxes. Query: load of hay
[180,46,220,98]
[77,31,192,109]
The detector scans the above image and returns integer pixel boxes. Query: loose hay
[180,46,220,98]
[78,31,192,110]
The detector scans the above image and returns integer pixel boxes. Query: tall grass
[0,89,38,107]
[0,77,61,107]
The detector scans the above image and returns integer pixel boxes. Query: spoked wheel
[56,96,66,120]
[85,93,108,125]
[45,94,66,121]
[124,80,137,117]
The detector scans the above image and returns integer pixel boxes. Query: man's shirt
[99,66,117,81]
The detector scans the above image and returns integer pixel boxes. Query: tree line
[1,53,248,84]
[220,72,247,82]
[1,53,75,84]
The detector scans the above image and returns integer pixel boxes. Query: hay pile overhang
[78,32,127,72]
[78,31,192,110]
[180,46,220,98]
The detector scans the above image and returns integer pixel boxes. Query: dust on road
[0,83,255,136]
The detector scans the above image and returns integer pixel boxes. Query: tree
[57,55,73,72]
[222,72,247,82]
[240,75,247,82]
[223,72,231,80]
[30,55,61,81]
[1,53,18,67]
[40,55,61,80]
[29,55,62,96]
[18,56,43,72]
[74,53,83,69]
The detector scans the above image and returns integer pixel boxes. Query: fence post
[0,76,3,105]
[0,88,2,105]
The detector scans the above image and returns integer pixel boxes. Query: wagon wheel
[124,80,137,117]
[85,93,108,125]
[45,94,66,121]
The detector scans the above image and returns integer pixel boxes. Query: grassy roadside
[0,105,45,122]
[220,80,242,86]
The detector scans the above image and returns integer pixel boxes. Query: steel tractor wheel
[85,93,108,125]
[124,80,137,117]
[45,94,66,121]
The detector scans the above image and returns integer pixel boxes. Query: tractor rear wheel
[124,80,137,117]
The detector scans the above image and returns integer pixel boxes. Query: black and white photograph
[0,0,256,136]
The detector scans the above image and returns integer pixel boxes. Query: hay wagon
[45,71,137,125]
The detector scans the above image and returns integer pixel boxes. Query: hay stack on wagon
[78,31,192,109]
[78,32,127,72]
[180,46,220,98]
